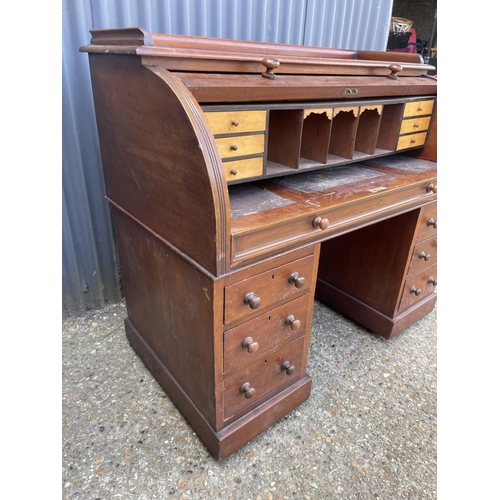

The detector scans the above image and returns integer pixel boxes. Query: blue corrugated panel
[304,0,393,50]
[63,0,121,317]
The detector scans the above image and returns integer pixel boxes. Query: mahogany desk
[81,28,437,459]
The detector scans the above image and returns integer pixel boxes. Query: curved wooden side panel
[88,54,229,275]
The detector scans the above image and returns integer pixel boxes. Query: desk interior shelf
[204,96,436,184]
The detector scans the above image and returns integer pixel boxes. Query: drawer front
[396,132,427,150]
[399,263,437,312]
[408,236,437,276]
[231,178,437,266]
[223,336,305,419]
[215,134,265,159]
[399,116,431,135]
[416,202,437,242]
[205,110,267,136]
[223,157,264,182]
[224,294,310,374]
[224,254,316,325]
[403,100,435,118]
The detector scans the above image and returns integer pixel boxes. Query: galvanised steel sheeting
[63,0,122,317]
[89,0,391,47]
[303,0,393,50]
[63,0,394,317]
[90,0,309,44]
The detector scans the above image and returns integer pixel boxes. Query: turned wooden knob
[231,120,239,127]
[388,63,403,80]
[428,276,437,286]
[230,144,238,151]
[242,336,259,353]
[419,251,431,261]
[285,315,301,330]
[240,382,256,399]
[426,183,437,193]
[261,57,280,79]
[281,361,295,376]
[410,286,421,296]
[288,272,305,288]
[230,169,238,176]
[427,218,437,229]
[243,292,261,309]
[312,216,329,230]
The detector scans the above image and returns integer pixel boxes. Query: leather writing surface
[363,155,436,173]
[229,184,295,218]
[273,165,385,193]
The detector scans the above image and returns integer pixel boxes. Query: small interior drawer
[415,202,437,242]
[223,294,309,374]
[224,254,315,325]
[204,110,267,135]
[399,116,431,135]
[223,336,305,420]
[399,263,437,312]
[396,132,427,150]
[403,100,435,118]
[215,134,265,159]
[407,236,437,276]
[224,157,264,182]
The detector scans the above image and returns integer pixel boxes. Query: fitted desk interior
[81,29,437,459]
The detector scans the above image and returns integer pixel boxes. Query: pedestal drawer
[399,263,437,312]
[416,202,437,242]
[224,254,315,325]
[223,294,310,374]
[408,236,437,276]
[223,336,305,420]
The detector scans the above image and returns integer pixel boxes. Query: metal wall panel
[304,0,393,50]
[63,0,122,317]
[90,0,310,44]
[62,0,393,317]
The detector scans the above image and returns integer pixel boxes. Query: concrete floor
[62,299,437,499]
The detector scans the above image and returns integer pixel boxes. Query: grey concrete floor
[62,299,437,499]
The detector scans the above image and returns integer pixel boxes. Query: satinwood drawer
[223,336,305,419]
[224,254,315,325]
[204,110,267,135]
[396,132,427,150]
[399,116,431,135]
[399,263,437,312]
[407,236,437,276]
[215,134,265,159]
[403,100,435,118]
[223,157,264,182]
[223,294,310,374]
[415,202,437,243]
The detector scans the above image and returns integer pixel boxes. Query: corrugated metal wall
[62,0,394,318]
